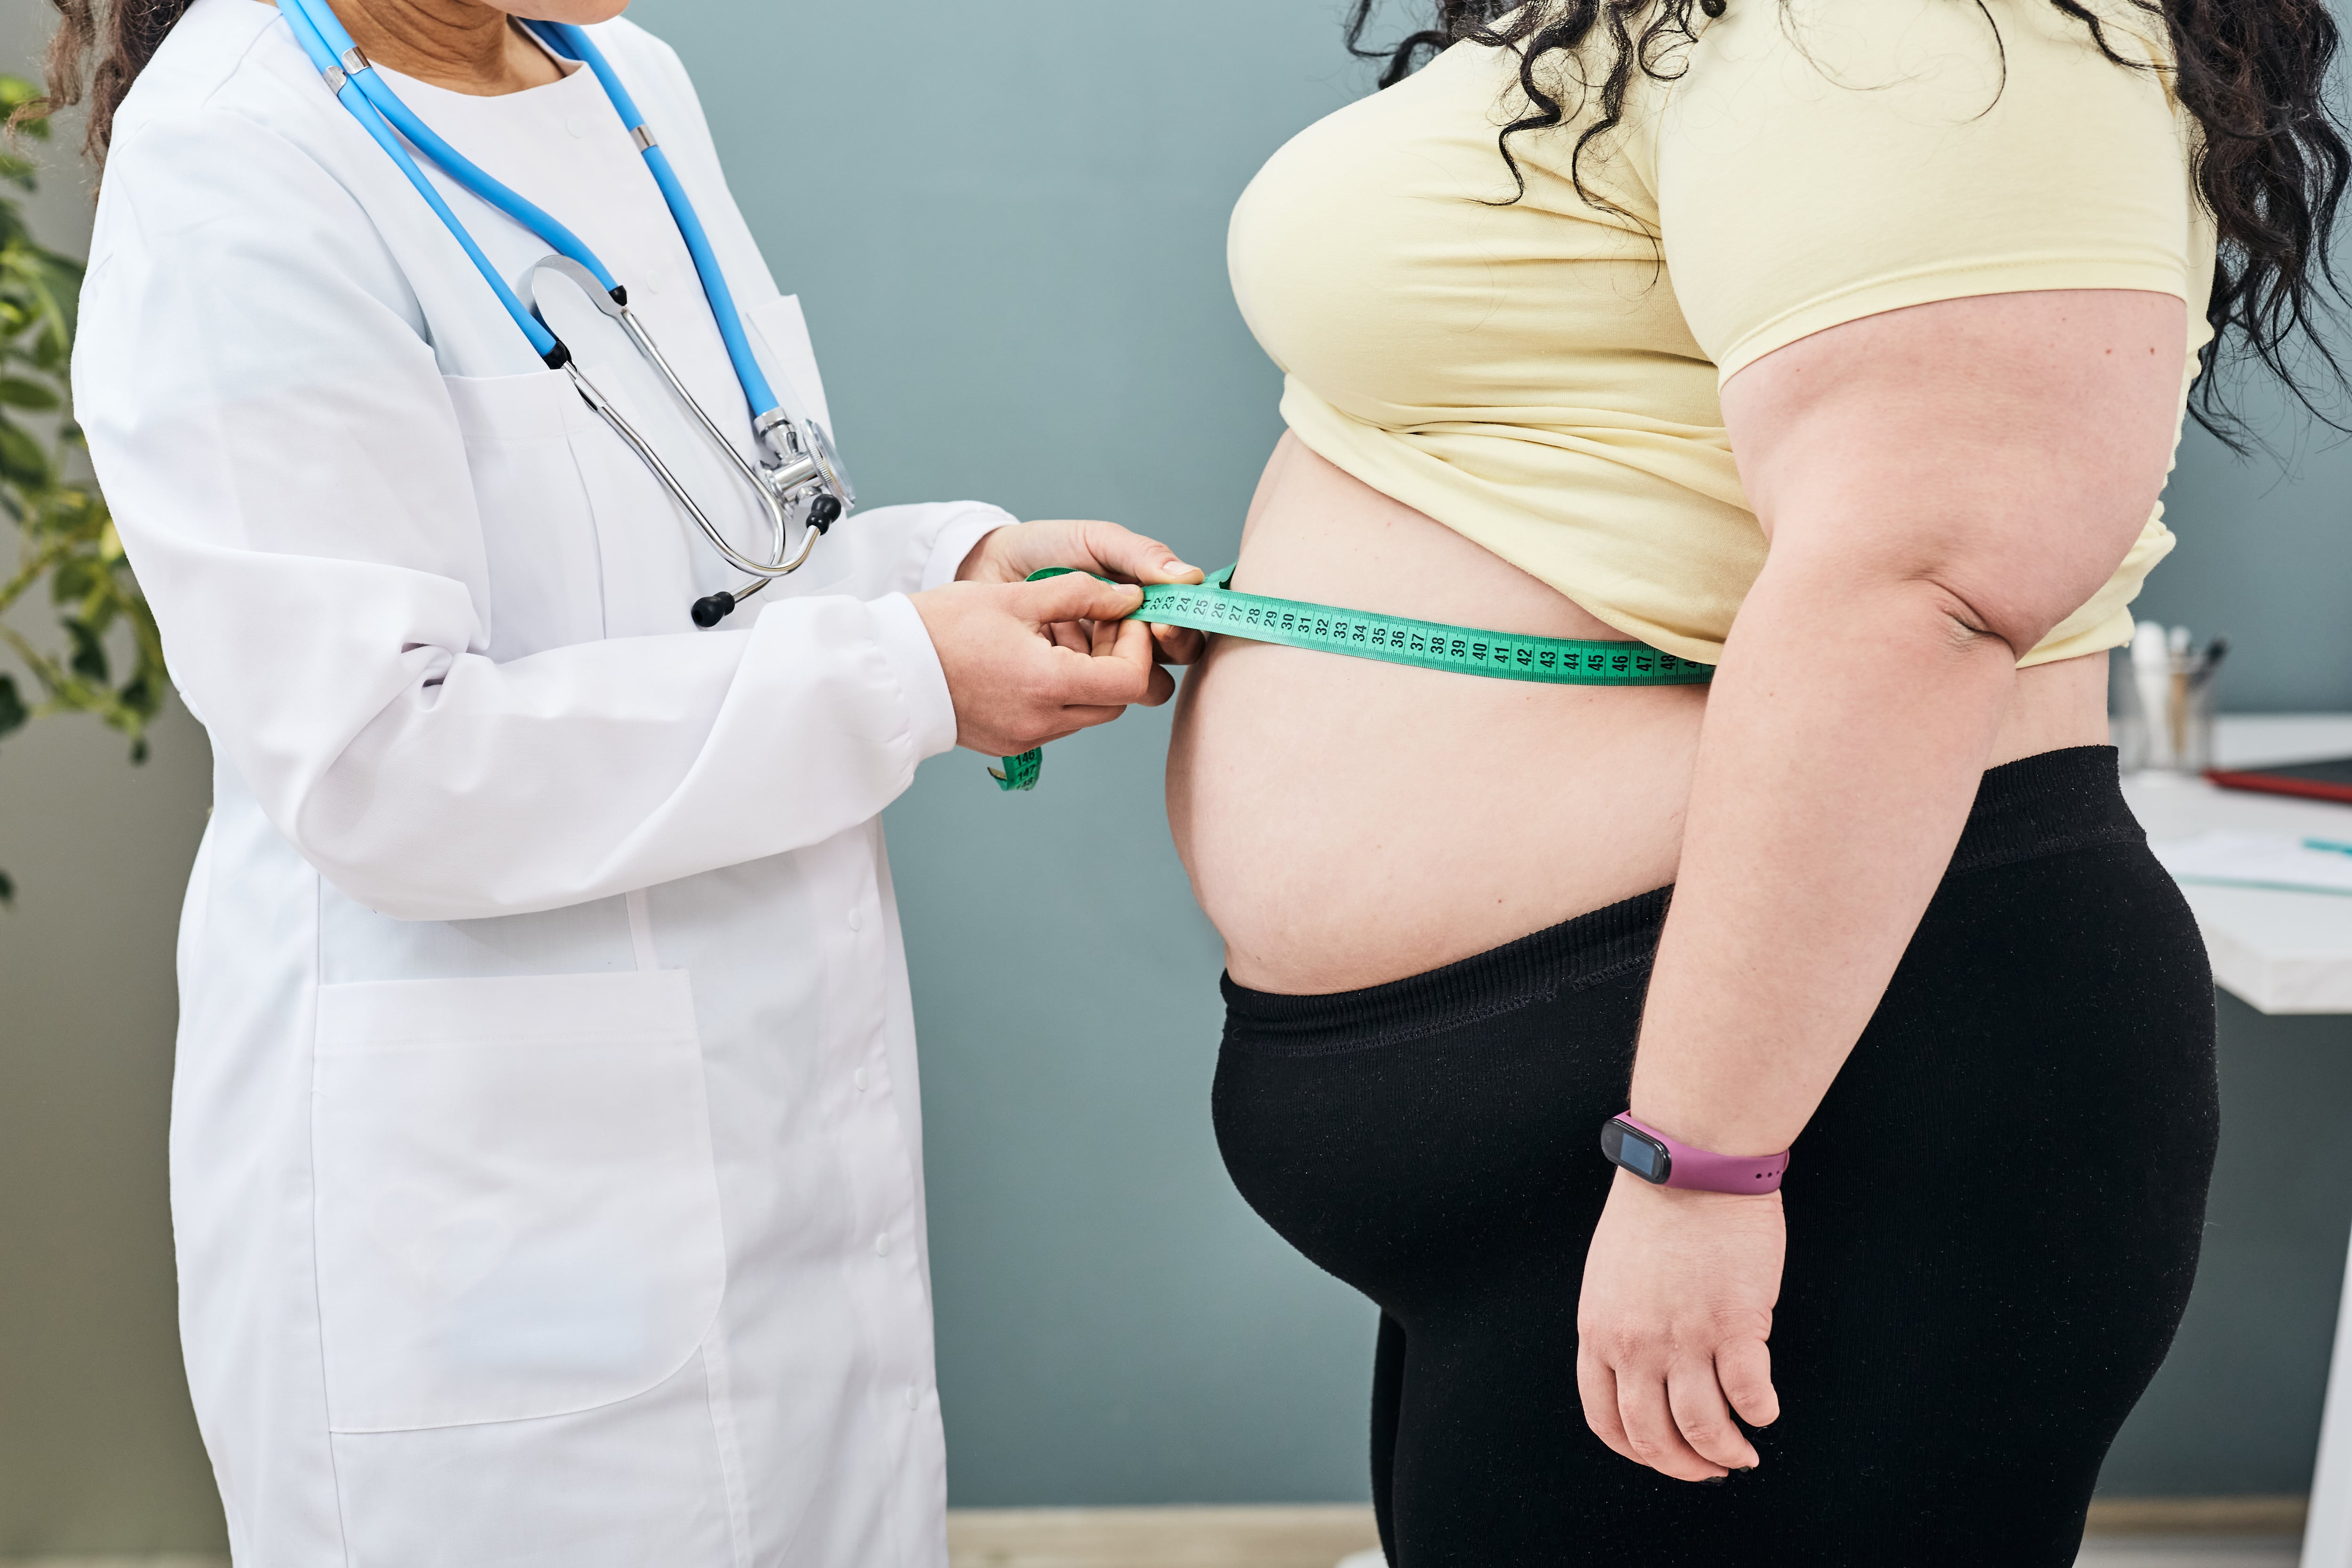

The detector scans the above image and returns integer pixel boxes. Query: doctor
[57,0,1201,1562]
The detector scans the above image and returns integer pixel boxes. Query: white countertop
[2122,715,2352,1015]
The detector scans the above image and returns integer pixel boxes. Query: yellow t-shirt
[1227,0,2216,666]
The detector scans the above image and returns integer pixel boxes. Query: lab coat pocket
[311,970,726,1433]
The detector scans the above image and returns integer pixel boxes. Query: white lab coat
[71,4,1006,1563]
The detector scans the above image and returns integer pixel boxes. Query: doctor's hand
[1575,1173,1783,1483]
[955,518,1209,667]
[912,572,1173,757]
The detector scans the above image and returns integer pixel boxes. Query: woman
[1169,0,2342,1560]
[50,0,1198,1562]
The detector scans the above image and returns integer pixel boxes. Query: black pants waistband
[1220,744,2142,1057]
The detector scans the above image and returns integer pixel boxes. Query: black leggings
[1214,748,2218,1567]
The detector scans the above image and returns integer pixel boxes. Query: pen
[2169,626,2192,759]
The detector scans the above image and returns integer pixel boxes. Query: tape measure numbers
[991,565,1714,790]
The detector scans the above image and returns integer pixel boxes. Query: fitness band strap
[1605,1114,1791,1195]
[990,565,1716,790]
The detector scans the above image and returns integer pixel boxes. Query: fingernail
[1168,559,1196,574]
[1700,1476,1728,1487]
[1739,1464,1759,1473]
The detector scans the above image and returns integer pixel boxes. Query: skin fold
[1171,288,2183,1481]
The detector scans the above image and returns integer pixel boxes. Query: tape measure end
[991,748,1045,792]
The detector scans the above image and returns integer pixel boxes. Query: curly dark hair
[1345,0,2352,440]
[24,0,186,165]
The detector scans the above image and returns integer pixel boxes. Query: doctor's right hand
[911,572,1169,756]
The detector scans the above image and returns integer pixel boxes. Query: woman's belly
[1167,434,2111,995]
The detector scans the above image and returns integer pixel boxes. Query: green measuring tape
[992,564,1714,790]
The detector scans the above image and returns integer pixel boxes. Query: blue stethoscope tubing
[274,0,852,621]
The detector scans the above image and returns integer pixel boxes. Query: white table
[2127,716,2352,1016]
[2118,716,2352,1567]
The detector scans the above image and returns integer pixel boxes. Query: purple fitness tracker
[1600,1114,1790,1194]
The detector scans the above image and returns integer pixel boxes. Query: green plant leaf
[65,618,108,684]
[0,103,175,903]
[48,556,94,605]
[117,670,159,724]
[0,419,49,486]
[0,375,59,410]
[0,73,50,126]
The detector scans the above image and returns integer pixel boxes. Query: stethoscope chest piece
[528,255,857,625]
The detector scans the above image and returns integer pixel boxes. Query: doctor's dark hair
[22,0,197,165]
[1344,0,2352,441]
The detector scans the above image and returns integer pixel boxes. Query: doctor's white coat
[71,4,1005,1563]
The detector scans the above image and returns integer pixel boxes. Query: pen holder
[2112,642,2221,774]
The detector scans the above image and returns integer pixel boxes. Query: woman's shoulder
[1359,0,2181,202]
[92,2,400,279]
[1675,0,2179,122]
[1657,0,2203,382]
[1652,0,2190,221]
[106,0,330,161]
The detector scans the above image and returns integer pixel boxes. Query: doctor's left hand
[956,519,1209,666]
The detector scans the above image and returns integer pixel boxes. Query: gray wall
[0,8,225,1557]
[6,0,2352,1553]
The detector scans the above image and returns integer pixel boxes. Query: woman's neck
[317,0,563,96]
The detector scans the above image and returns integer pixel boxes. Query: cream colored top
[1227,0,2216,665]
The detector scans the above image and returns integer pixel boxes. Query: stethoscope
[276,0,853,628]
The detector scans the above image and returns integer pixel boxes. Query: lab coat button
[565,113,589,139]
[905,1384,921,1410]
[874,1233,892,1257]
[847,906,864,932]
[853,1068,869,1093]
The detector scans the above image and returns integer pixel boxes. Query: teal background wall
[6,0,2352,1552]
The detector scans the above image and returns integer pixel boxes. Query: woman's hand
[956,518,1208,665]
[911,572,1174,757]
[1576,1172,1784,1481]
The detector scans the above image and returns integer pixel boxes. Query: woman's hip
[1211,745,2218,1321]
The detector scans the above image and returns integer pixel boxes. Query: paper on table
[2151,830,2352,897]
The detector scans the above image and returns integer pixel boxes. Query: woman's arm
[1574,288,2187,1482]
[79,108,1166,922]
